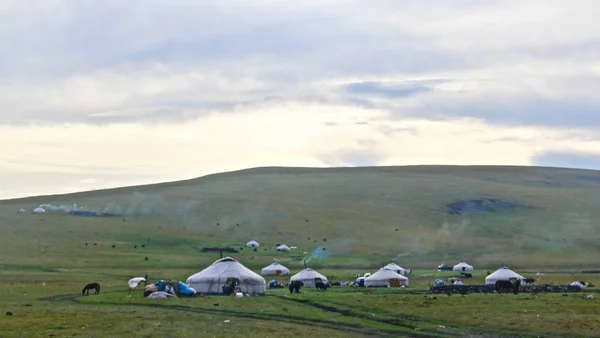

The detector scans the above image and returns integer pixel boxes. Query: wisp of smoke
[394,252,412,260]
[304,247,328,264]
[38,204,83,212]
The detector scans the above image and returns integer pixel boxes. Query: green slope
[2,165,600,269]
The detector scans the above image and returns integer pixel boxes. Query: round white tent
[246,240,259,248]
[365,268,409,287]
[290,268,328,287]
[383,263,406,275]
[276,244,291,252]
[453,261,474,272]
[485,267,525,285]
[32,207,46,214]
[261,262,291,276]
[186,257,266,295]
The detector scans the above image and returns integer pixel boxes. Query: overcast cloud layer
[1,0,600,199]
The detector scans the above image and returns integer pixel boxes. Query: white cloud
[1,1,600,198]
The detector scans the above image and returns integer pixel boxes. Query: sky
[1,0,600,199]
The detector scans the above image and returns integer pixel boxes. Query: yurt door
[390,279,400,287]
[276,270,282,275]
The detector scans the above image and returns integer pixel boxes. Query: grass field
[1,165,600,337]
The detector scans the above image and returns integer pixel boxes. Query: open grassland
[1,165,600,337]
[1,267,599,338]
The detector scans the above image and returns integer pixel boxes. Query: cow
[315,281,330,290]
[289,280,304,294]
[495,279,521,294]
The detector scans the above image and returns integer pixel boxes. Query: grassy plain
[1,165,600,337]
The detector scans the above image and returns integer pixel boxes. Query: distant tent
[484,267,525,285]
[453,261,474,272]
[383,263,407,275]
[276,244,291,252]
[18,208,26,213]
[246,240,260,248]
[365,268,409,287]
[290,268,328,287]
[186,257,266,295]
[32,207,46,214]
[261,262,291,276]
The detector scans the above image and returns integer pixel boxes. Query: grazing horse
[495,279,521,294]
[289,280,304,294]
[82,283,100,296]
[315,281,330,290]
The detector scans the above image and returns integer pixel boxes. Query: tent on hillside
[290,268,328,287]
[276,244,291,252]
[383,263,407,275]
[365,268,409,287]
[484,267,525,285]
[32,207,46,214]
[186,257,266,295]
[453,261,474,272]
[246,240,260,248]
[261,262,291,276]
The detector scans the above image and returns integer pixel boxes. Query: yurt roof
[290,268,327,281]
[383,263,405,271]
[485,267,524,281]
[454,262,473,268]
[186,257,265,284]
[263,262,288,269]
[366,268,408,281]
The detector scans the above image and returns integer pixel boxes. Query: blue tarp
[178,281,196,296]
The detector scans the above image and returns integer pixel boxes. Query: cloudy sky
[1,0,600,199]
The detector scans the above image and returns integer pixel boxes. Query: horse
[82,283,100,296]
[289,280,304,294]
[315,281,330,290]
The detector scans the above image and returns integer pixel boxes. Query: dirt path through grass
[39,292,419,337]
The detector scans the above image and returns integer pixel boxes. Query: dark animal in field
[315,281,330,290]
[82,283,100,296]
[289,280,304,294]
[495,279,521,294]
[460,273,473,279]
[523,278,536,283]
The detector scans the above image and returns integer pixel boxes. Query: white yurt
[276,244,291,252]
[246,240,260,248]
[32,207,46,214]
[186,257,266,295]
[452,261,474,272]
[261,262,291,276]
[290,268,328,287]
[484,267,525,285]
[383,263,406,275]
[365,268,409,287]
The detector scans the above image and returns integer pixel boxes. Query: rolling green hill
[2,165,600,270]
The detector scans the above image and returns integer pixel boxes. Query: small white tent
[365,268,409,287]
[383,263,406,275]
[33,207,46,214]
[261,262,291,276]
[246,240,259,248]
[290,268,328,287]
[453,261,474,272]
[276,244,291,252]
[186,257,266,295]
[485,267,525,285]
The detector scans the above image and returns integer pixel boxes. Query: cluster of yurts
[185,256,411,295]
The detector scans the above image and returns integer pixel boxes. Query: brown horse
[82,283,100,296]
